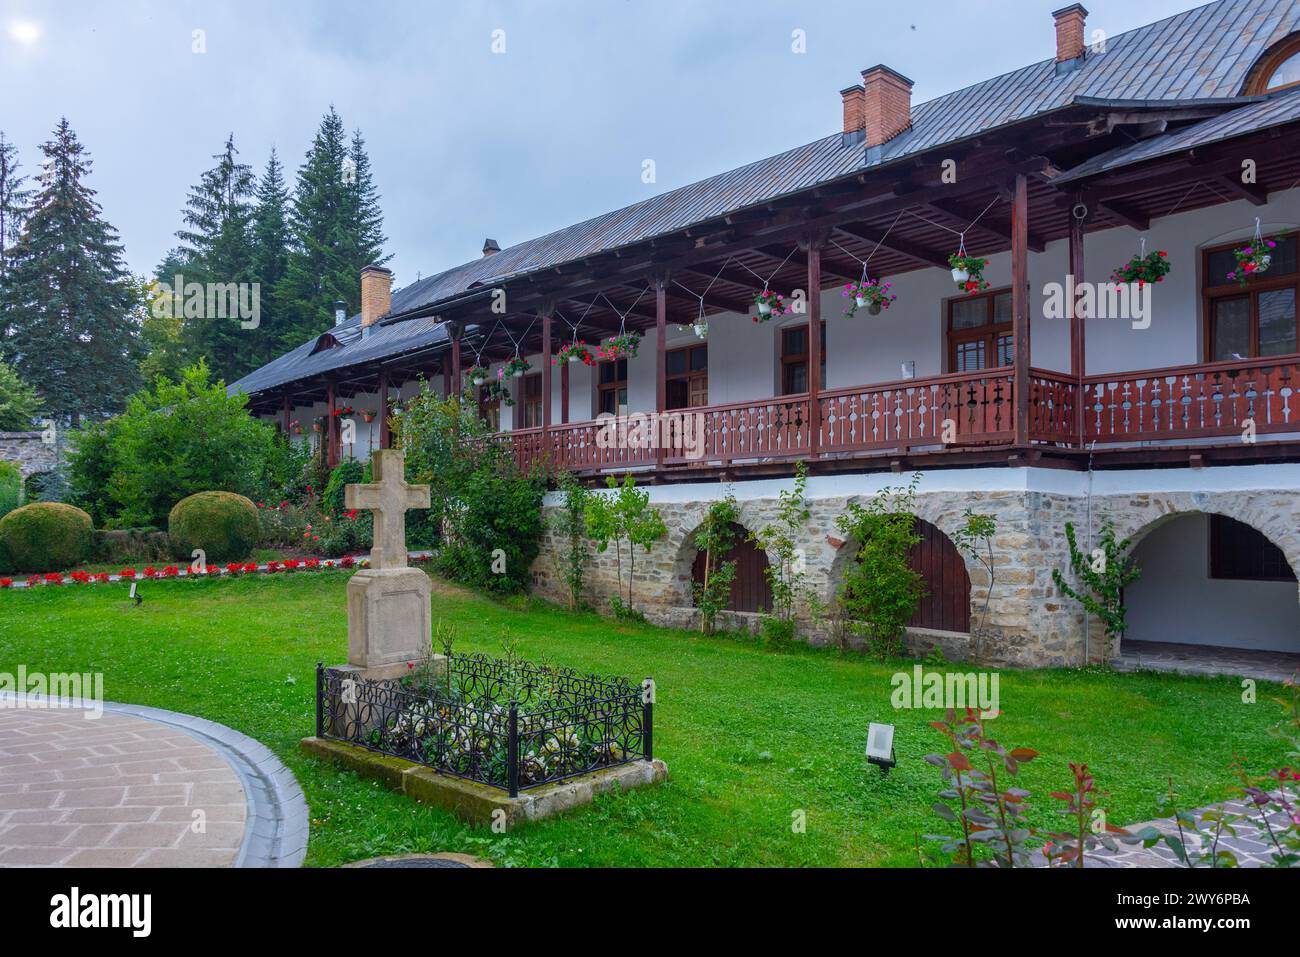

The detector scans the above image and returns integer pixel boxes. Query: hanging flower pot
[1110,249,1170,287]
[1227,238,1278,285]
[554,342,594,365]
[597,332,641,360]
[751,289,786,323]
[948,253,989,294]
[842,279,896,318]
[503,356,531,378]
[692,321,709,339]
[312,419,323,433]
[468,364,490,385]
[361,410,376,423]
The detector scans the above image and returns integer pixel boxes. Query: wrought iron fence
[316,653,652,796]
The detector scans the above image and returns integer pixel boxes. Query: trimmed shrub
[0,502,94,572]
[92,528,171,566]
[168,491,259,564]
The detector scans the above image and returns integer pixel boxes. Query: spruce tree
[277,106,389,349]
[0,131,32,344]
[173,133,258,382]
[249,148,292,367]
[0,119,139,424]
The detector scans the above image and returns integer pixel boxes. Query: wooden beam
[1068,192,1086,447]
[804,233,826,460]
[926,197,1048,253]
[1011,174,1030,448]
[1214,172,1269,206]
[833,224,949,269]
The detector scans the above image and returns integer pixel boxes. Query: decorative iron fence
[316,654,652,797]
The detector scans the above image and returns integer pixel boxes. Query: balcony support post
[1068,191,1087,447]
[378,370,390,450]
[281,393,291,436]
[654,270,669,472]
[326,380,338,467]
[541,301,554,462]
[1011,173,1031,448]
[802,230,827,460]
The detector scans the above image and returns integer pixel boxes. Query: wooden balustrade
[1082,357,1300,443]
[491,357,1300,474]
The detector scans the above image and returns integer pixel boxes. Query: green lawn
[0,572,1287,867]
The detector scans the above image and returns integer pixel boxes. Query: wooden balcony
[497,357,1300,477]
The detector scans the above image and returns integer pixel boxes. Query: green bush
[322,460,365,516]
[168,491,260,564]
[0,461,21,521]
[66,361,295,528]
[92,528,171,566]
[0,501,94,572]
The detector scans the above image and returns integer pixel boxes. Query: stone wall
[529,465,1300,669]
[0,432,58,480]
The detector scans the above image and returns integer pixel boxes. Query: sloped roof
[231,0,1300,399]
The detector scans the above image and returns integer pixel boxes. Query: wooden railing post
[1068,191,1087,448]
[1010,174,1031,448]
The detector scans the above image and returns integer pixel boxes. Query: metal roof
[232,0,1300,399]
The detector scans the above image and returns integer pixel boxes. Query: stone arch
[1102,496,1300,655]
[667,508,775,611]
[826,510,973,634]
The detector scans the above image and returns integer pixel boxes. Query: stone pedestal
[346,567,435,674]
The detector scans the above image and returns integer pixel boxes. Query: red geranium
[70,571,91,584]
[94,573,110,583]
[0,578,13,588]
[243,563,257,573]
[119,568,136,578]
[143,566,158,578]
[44,573,64,585]
[26,575,40,587]
[340,556,355,569]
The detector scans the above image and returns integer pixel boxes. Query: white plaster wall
[1126,513,1300,653]
[505,186,1300,430]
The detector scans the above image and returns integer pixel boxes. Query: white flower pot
[693,323,708,338]
[472,376,485,386]
[855,295,868,309]
[757,301,772,316]
[513,370,523,379]
[951,267,969,284]
[568,354,579,363]
[1259,254,1272,271]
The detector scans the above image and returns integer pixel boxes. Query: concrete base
[346,567,434,670]
[301,736,668,830]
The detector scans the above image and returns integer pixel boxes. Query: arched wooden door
[908,519,971,633]
[691,523,772,613]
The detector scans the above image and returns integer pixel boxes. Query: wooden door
[692,523,772,613]
[907,518,971,633]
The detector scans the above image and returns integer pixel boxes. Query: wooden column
[281,394,291,435]
[1068,192,1087,447]
[805,234,824,460]
[442,363,451,399]
[450,337,462,396]
[560,361,570,424]
[326,381,338,467]
[541,305,554,460]
[654,272,668,472]
[1010,173,1031,448]
[378,371,391,450]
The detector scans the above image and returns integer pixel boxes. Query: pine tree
[249,148,292,367]
[0,119,139,424]
[172,134,258,382]
[277,107,390,349]
[0,131,32,343]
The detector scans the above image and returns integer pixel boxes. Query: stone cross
[344,449,431,570]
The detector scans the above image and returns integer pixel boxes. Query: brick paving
[0,707,247,867]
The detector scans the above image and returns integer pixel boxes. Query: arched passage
[1125,511,1300,654]
[690,522,772,614]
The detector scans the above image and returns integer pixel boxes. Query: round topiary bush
[168,491,259,564]
[0,502,94,572]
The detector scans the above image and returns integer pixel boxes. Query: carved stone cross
[344,449,431,570]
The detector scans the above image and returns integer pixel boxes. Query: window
[1246,35,1300,94]
[779,323,826,395]
[1209,514,1296,582]
[948,289,1013,372]
[517,373,543,428]
[477,386,501,432]
[597,358,627,416]
[1203,233,1299,361]
[666,344,708,409]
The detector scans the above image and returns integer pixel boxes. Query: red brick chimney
[840,84,865,135]
[1053,4,1088,63]
[861,66,913,148]
[360,265,392,329]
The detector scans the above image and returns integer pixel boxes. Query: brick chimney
[360,265,392,330]
[482,238,500,257]
[840,84,865,136]
[861,66,913,148]
[1053,4,1088,64]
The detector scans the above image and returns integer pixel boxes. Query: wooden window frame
[778,321,826,396]
[1201,231,1299,362]
[945,286,1013,373]
[1208,514,1297,583]
[517,373,544,429]
[596,358,627,417]
[666,343,708,410]
[1244,34,1300,95]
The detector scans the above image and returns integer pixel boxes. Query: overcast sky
[2,0,1206,292]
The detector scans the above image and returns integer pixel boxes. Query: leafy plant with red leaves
[1042,762,1133,867]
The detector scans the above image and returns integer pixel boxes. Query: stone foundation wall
[0,432,58,480]
[529,466,1300,669]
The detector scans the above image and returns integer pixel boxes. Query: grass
[0,571,1290,867]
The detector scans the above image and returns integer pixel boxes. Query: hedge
[0,502,94,572]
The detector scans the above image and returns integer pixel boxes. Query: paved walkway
[1115,639,1300,684]
[0,696,308,867]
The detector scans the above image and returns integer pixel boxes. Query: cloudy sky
[2,0,1205,292]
